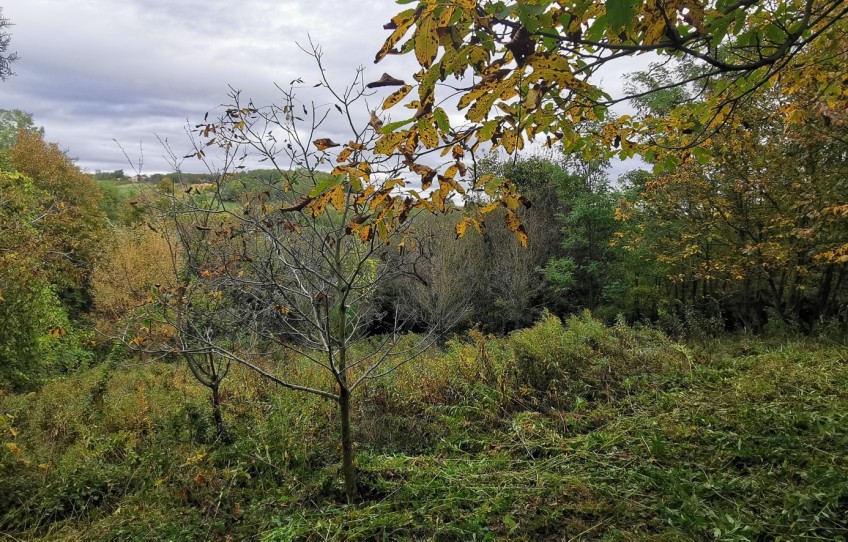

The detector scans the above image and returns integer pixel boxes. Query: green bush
[508,310,687,400]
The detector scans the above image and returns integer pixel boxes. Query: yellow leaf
[505,210,529,248]
[439,176,466,195]
[458,78,505,110]
[435,5,455,26]
[523,87,541,111]
[418,119,438,147]
[376,9,417,63]
[414,9,439,68]
[328,184,347,212]
[374,131,406,155]
[337,147,353,163]
[5,442,22,458]
[455,216,478,238]
[501,129,517,154]
[382,84,414,110]
[358,224,374,242]
[480,201,500,214]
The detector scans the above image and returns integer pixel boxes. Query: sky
[2,0,649,177]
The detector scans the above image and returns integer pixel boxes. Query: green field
[2,316,846,541]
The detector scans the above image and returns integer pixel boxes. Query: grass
[264,341,848,541]
[1,319,847,541]
[96,180,144,198]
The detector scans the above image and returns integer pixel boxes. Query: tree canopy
[0,8,17,81]
[370,0,848,205]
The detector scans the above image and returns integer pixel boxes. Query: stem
[210,383,229,443]
[338,387,357,503]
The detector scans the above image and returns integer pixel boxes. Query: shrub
[657,301,725,341]
[508,310,687,401]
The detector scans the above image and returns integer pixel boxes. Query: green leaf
[434,107,450,133]
[479,120,498,142]
[379,117,416,135]
[586,14,608,42]
[308,176,341,198]
[605,0,636,30]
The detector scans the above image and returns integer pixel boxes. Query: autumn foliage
[10,130,106,294]
[91,228,179,334]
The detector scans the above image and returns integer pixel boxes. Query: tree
[130,48,446,502]
[0,126,106,388]
[0,110,42,171]
[541,161,620,314]
[469,156,569,331]
[0,110,42,151]
[10,129,107,313]
[381,211,480,336]
[91,228,179,334]
[0,169,57,389]
[615,65,848,330]
[0,8,17,81]
[368,0,848,222]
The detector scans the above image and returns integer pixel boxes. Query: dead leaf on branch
[369,111,384,131]
[313,138,340,151]
[367,73,406,88]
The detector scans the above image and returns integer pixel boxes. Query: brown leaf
[505,26,535,67]
[369,111,384,131]
[345,214,367,234]
[367,73,407,88]
[313,138,340,151]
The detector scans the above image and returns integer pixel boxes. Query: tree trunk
[818,265,834,318]
[338,387,357,503]
[211,383,229,443]
[831,268,846,317]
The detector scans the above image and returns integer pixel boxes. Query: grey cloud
[2,0,649,177]
[2,0,409,172]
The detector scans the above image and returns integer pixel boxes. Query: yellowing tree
[615,74,848,328]
[11,130,106,303]
[91,228,179,335]
[130,49,454,502]
[367,0,848,227]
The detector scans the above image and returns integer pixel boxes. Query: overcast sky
[2,0,648,176]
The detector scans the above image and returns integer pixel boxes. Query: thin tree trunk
[211,383,227,443]
[831,268,846,316]
[339,387,356,503]
[818,265,834,318]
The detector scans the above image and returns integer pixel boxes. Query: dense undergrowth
[1,313,847,540]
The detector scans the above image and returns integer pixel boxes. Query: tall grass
[1,315,846,540]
